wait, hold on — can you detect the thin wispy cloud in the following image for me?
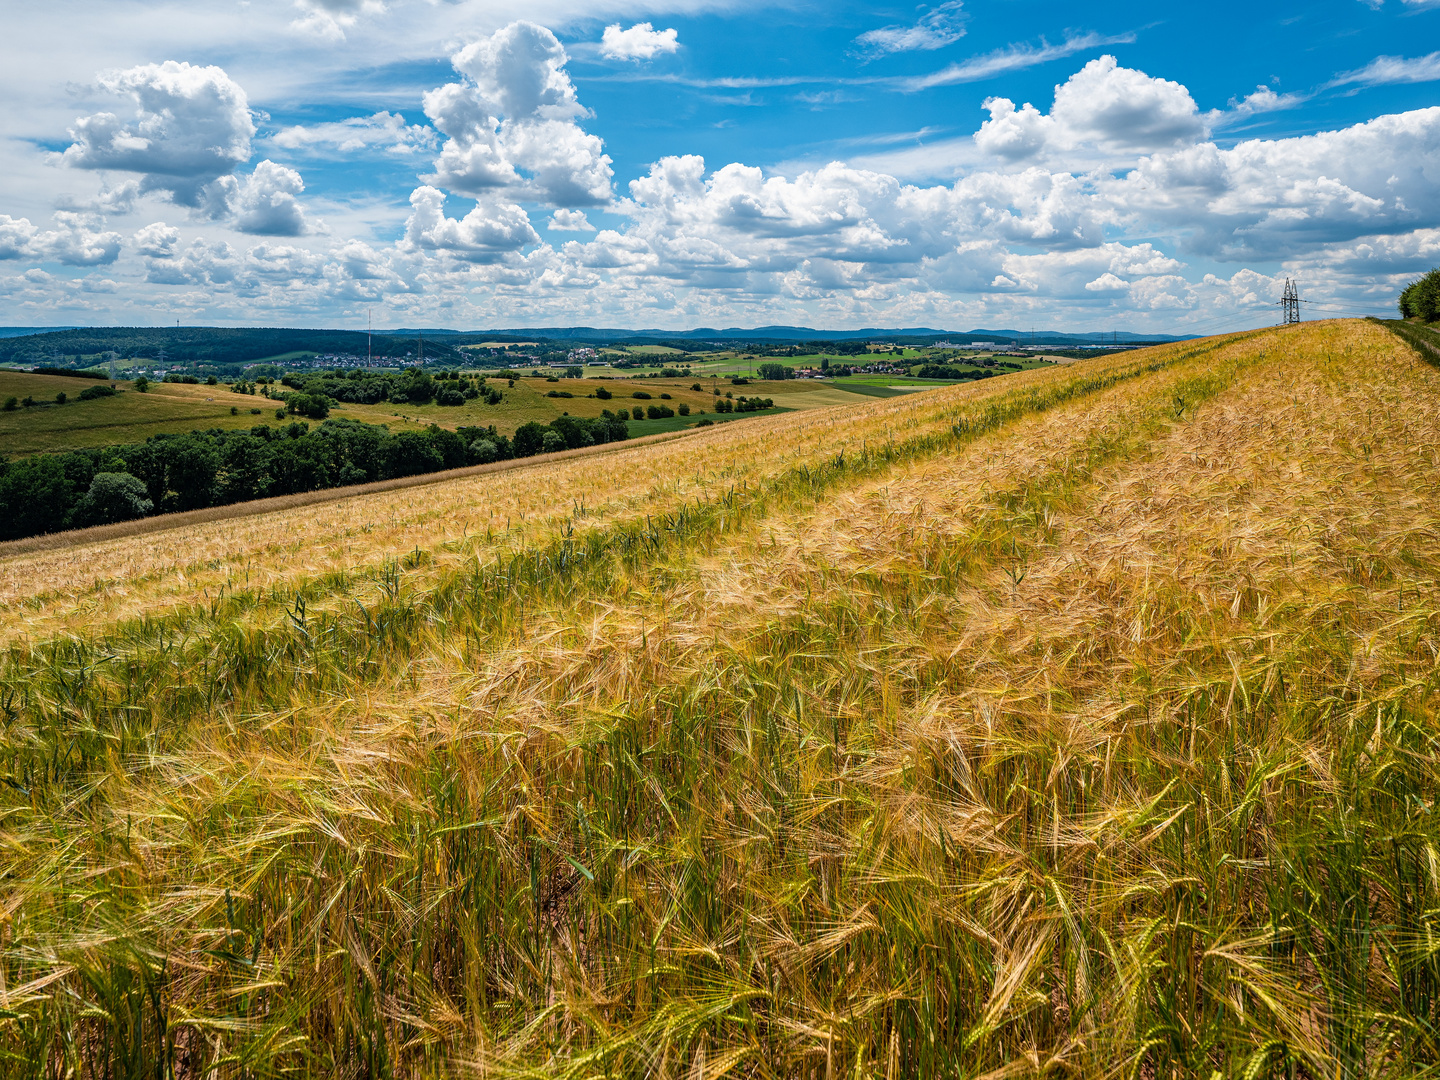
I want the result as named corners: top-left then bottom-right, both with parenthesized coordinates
top-left (902, 31), bottom-right (1138, 90)
top-left (1213, 85), bottom-right (1310, 125)
top-left (270, 112), bottom-right (436, 155)
top-left (1331, 50), bottom-right (1440, 87)
top-left (855, 2), bottom-right (967, 55)
top-left (601, 30), bottom-right (1137, 94)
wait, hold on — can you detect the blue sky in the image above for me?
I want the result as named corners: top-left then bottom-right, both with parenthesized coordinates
top-left (1, 0), bottom-right (1437, 332)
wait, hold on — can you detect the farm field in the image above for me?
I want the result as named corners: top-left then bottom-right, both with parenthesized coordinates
top-left (0, 369), bottom-right (858, 458)
top-left (4, 320), bottom-right (1440, 1077)
top-left (0, 370), bottom-right (284, 456)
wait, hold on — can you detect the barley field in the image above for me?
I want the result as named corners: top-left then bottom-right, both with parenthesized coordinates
top-left (3, 320), bottom-right (1439, 1079)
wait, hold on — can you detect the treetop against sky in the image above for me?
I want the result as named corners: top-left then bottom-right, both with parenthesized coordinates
top-left (1, 0), bottom-right (1437, 331)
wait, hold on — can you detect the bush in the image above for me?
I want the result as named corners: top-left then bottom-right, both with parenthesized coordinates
top-left (660, 393), bottom-right (672, 399)
top-left (435, 388), bottom-right (466, 406)
top-left (134, 376), bottom-right (149, 393)
top-left (595, 386), bottom-right (612, 399)
top-left (164, 374), bottom-right (200, 384)
top-left (55, 392), bottom-right (67, 404)
top-left (690, 383), bottom-right (702, 391)
top-left (78, 383), bottom-right (117, 401)
top-left (251, 408), bottom-right (262, 415)
top-left (731, 377), bottom-right (750, 385)
top-left (231, 406), bottom-right (239, 416)
top-left (541, 431), bottom-right (567, 453)
top-left (678, 403), bottom-right (690, 416)
top-left (695, 418), bottom-right (713, 426)
top-left (206, 375), bottom-right (218, 386)
top-left (470, 439), bottom-right (499, 464)
top-left (275, 408), bottom-right (286, 419)
top-left (70, 472), bottom-right (153, 528)
top-left (646, 404), bottom-right (675, 419)
top-left (2, 397), bottom-right (15, 411)
top-left (632, 390), bottom-right (652, 399)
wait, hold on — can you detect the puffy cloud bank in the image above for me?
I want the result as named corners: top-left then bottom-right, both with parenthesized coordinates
top-left (56, 60), bottom-right (318, 237)
top-left (11, 31), bottom-right (1440, 329)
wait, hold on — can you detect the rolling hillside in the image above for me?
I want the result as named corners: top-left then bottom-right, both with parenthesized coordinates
top-left (3, 320), bottom-right (1439, 1078)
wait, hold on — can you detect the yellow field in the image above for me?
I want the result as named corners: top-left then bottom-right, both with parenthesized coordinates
top-left (3, 321), bottom-right (1439, 1078)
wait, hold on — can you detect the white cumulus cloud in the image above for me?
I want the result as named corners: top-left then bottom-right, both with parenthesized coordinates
top-left (59, 61), bottom-right (255, 206)
top-left (226, 160), bottom-right (315, 236)
top-left (424, 22), bottom-right (614, 206)
top-left (402, 185), bottom-right (539, 261)
top-left (549, 209), bottom-right (595, 231)
top-left (0, 212), bottom-right (121, 266)
top-left (601, 23), bottom-right (680, 61)
top-left (976, 55), bottom-right (1207, 162)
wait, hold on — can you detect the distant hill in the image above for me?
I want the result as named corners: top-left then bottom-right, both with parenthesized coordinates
top-left (0, 326), bottom-right (85, 339)
top-left (455, 325), bottom-right (1193, 346)
top-left (0, 324), bottom-right (1191, 369)
top-left (0, 326), bottom-right (464, 368)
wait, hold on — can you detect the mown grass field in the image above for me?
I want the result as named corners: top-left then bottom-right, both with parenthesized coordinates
top-left (0, 371), bottom-right (279, 456)
top-left (4, 320), bottom-right (1440, 1078)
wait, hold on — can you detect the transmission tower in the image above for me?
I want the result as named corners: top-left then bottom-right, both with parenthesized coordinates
top-left (1281, 278), bottom-right (1301, 325)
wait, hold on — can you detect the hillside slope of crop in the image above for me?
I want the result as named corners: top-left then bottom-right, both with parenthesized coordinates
top-left (3, 321), bottom-right (1440, 1079)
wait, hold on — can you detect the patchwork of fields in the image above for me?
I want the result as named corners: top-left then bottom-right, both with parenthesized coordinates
top-left (0, 367), bottom-right (862, 457)
top-left (3, 321), bottom-right (1439, 1077)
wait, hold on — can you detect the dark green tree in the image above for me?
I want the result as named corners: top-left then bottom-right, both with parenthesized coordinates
top-left (70, 472), bottom-right (153, 527)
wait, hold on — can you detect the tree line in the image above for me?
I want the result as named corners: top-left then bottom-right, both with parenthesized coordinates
top-left (1400, 268), bottom-right (1440, 323)
top-left (0, 327), bottom-right (463, 368)
top-left (0, 412), bottom-right (630, 542)
top-left (276, 368), bottom-right (506, 409)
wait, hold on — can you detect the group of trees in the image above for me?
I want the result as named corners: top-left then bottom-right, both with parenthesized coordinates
top-left (1400, 268), bottom-right (1440, 323)
top-left (276, 368), bottom-right (504, 409)
top-left (0, 411), bottom-right (630, 542)
top-left (914, 363), bottom-right (1018, 380)
top-left (713, 395), bottom-right (774, 414)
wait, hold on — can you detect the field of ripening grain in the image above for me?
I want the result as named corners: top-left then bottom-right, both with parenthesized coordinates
top-left (4, 319), bottom-right (1440, 1079)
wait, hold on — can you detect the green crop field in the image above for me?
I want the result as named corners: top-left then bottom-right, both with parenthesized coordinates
top-left (6, 321), bottom-right (1440, 1078)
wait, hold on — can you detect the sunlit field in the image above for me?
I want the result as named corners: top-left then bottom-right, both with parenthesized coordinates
top-left (4, 321), bottom-right (1440, 1078)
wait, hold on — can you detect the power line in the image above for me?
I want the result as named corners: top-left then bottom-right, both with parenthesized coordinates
top-left (1280, 278), bottom-right (1300, 325)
